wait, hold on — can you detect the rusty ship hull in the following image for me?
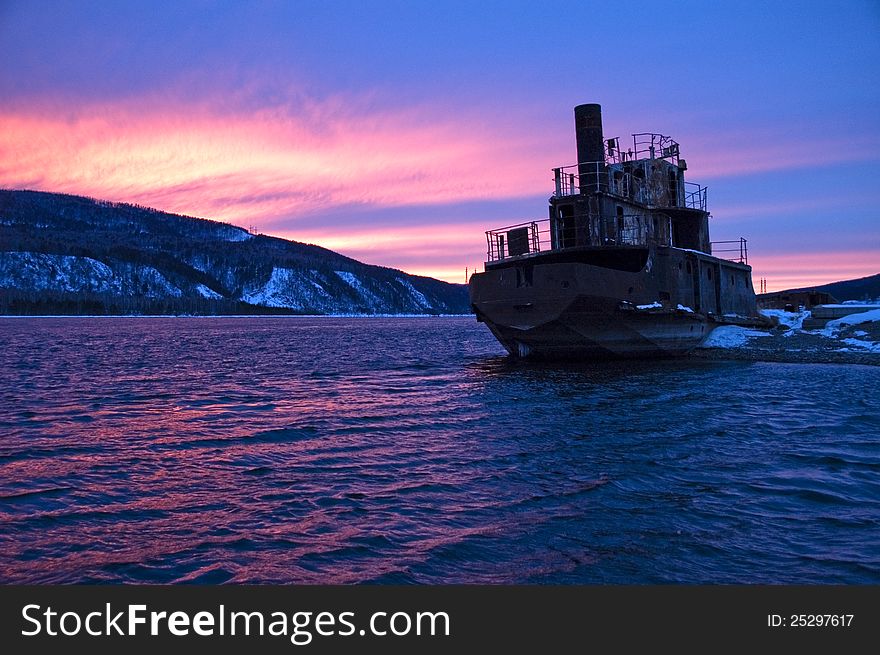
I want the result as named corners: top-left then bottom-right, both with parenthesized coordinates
top-left (474, 302), bottom-right (706, 359)
top-left (470, 244), bottom-right (759, 358)
top-left (468, 103), bottom-right (767, 360)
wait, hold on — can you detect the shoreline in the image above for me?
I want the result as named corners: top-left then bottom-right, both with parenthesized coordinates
top-left (0, 313), bottom-right (475, 319)
top-left (693, 313), bottom-right (880, 366)
top-left (691, 347), bottom-right (880, 366)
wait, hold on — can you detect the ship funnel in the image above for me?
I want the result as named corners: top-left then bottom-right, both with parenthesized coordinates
top-left (574, 103), bottom-right (605, 192)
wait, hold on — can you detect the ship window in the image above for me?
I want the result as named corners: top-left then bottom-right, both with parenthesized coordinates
top-left (730, 275), bottom-right (735, 285)
top-left (561, 215), bottom-right (576, 248)
top-left (678, 262), bottom-right (682, 270)
top-left (668, 170), bottom-right (678, 204)
top-left (686, 262), bottom-right (692, 274)
top-left (707, 267), bottom-right (713, 280)
top-left (558, 204), bottom-right (577, 248)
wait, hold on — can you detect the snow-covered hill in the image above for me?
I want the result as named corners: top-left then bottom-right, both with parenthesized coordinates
top-left (0, 190), bottom-right (469, 315)
top-left (0, 252), bottom-right (182, 297)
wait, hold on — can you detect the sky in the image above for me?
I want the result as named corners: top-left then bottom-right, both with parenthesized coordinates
top-left (1, 0), bottom-right (878, 290)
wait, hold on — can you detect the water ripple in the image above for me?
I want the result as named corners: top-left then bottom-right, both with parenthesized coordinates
top-left (0, 317), bottom-right (878, 584)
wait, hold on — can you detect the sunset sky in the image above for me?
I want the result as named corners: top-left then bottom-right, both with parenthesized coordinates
top-left (1, 0), bottom-right (878, 289)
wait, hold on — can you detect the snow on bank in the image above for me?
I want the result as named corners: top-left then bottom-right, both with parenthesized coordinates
top-left (805, 307), bottom-right (880, 340)
top-left (819, 308), bottom-right (880, 351)
top-left (826, 308), bottom-right (880, 329)
top-left (759, 308), bottom-right (809, 331)
top-left (701, 326), bottom-right (772, 348)
top-left (701, 306), bottom-right (880, 355)
top-left (839, 338), bottom-right (880, 353)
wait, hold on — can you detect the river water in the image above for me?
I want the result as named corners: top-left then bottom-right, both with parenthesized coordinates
top-left (1, 316), bottom-right (878, 583)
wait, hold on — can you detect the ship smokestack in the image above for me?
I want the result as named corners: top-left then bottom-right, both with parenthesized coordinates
top-left (574, 103), bottom-right (605, 193)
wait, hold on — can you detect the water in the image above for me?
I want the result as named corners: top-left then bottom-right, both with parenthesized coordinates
top-left (1, 316), bottom-right (878, 584)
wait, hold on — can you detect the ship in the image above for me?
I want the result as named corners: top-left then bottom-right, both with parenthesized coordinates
top-left (468, 103), bottom-right (769, 358)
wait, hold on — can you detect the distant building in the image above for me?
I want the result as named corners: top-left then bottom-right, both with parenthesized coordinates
top-left (757, 290), bottom-right (837, 311)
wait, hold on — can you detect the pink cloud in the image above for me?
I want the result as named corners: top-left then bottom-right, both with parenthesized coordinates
top-left (749, 250), bottom-right (878, 292)
top-left (0, 96), bottom-right (560, 226)
top-left (280, 222), bottom-right (488, 283)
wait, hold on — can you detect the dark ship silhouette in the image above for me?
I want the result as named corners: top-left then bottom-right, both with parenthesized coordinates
top-left (469, 103), bottom-right (769, 358)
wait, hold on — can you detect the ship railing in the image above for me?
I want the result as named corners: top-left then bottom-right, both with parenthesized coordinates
top-left (631, 133), bottom-right (681, 164)
top-left (577, 133), bottom-right (682, 165)
top-left (485, 213), bottom-right (665, 262)
top-left (684, 182), bottom-right (707, 211)
top-left (486, 221), bottom-right (550, 262)
top-left (552, 166), bottom-right (582, 197)
top-left (553, 163), bottom-right (707, 211)
top-left (553, 163), bottom-right (649, 201)
top-left (710, 238), bottom-right (748, 265)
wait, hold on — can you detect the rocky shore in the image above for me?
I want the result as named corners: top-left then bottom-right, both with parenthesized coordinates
top-left (691, 310), bottom-right (880, 366)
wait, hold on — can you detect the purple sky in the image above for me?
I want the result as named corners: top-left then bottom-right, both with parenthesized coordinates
top-left (1, 0), bottom-right (878, 288)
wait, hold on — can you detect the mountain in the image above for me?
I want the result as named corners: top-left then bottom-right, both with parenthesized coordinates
top-left (786, 273), bottom-right (880, 303)
top-left (0, 190), bottom-right (470, 315)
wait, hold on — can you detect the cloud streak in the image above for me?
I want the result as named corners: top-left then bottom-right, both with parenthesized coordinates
top-left (749, 250), bottom-right (879, 292)
top-left (283, 220), bottom-right (489, 283)
top-left (0, 94), bottom-right (558, 227)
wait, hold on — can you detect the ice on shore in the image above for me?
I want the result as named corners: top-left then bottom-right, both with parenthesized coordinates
top-left (699, 306), bottom-right (880, 352)
top-left (826, 308), bottom-right (880, 328)
top-left (839, 338), bottom-right (880, 353)
top-left (701, 326), bottom-right (772, 348)
top-left (759, 308), bottom-right (809, 331)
